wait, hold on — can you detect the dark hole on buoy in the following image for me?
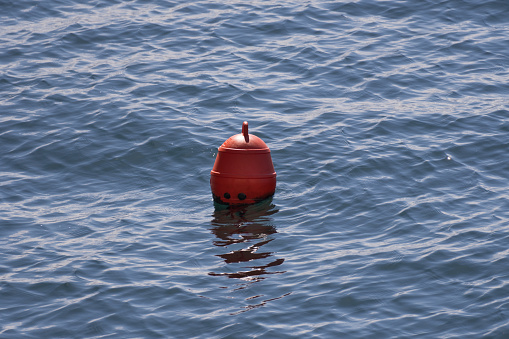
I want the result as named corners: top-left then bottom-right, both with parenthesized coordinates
top-left (223, 192), bottom-right (231, 199)
top-left (238, 193), bottom-right (246, 201)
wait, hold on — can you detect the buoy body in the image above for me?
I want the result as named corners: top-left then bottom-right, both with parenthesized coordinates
top-left (211, 122), bottom-right (276, 205)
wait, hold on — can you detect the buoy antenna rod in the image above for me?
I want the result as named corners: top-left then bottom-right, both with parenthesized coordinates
top-left (242, 121), bottom-right (249, 142)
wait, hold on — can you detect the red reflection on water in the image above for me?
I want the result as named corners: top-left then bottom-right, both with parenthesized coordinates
top-left (208, 199), bottom-right (285, 281)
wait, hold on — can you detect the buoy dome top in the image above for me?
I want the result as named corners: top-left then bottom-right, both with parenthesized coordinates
top-left (219, 121), bottom-right (270, 151)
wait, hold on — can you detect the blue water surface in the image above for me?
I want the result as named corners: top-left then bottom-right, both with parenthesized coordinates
top-left (1, 0), bottom-right (509, 337)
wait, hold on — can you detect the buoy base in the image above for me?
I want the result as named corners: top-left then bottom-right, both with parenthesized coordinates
top-left (210, 175), bottom-right (276, 206)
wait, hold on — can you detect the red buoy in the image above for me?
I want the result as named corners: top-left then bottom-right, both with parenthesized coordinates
top-left (210, 121), bottom-right (276, 205)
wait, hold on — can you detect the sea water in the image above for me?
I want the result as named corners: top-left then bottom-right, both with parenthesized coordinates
top-left (1, 0), bottom-right (509, 337)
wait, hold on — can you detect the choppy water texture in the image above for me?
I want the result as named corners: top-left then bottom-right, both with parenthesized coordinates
top-left (2, 0), bottom-right (509, 337)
